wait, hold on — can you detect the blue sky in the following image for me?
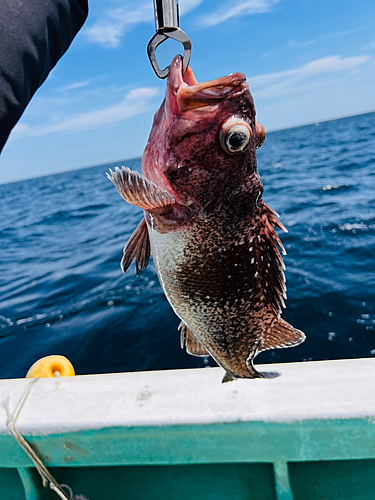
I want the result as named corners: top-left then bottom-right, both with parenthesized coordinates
top-left (1, 0), bottom-right (375, 184)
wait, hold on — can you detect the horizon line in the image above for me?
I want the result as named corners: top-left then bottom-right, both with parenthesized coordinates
top-left (1, 108), bottom-right (374, 186)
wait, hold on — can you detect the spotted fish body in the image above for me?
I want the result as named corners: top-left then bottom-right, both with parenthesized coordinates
top-left (108, 56), bottom-right (305, 382)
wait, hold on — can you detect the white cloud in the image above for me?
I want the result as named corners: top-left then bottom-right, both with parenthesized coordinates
top-left (255, 60), bottom-right (375, 132)
top-left (361, 40), bottom-right (375, 51)
top-left (248, 55), bottom-right (370, 98)
top-left (12, 123), bottom-right (30, 135)
top-left (11, 87), bottom-right (159, 139)
top-left (57, 80), bottom-right (91, 93)
top-left (200, 0), bottom-right (279, 27)
top-left (288, 27), bottom-right (365, 49)
top-left (84, 22), bottom-right (124, 49)
top-left (84, 4), bottom-right (150, 48)
top-left (85, 0), bottom-right (204, 48)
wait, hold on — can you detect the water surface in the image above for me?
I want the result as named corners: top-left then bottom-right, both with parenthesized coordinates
top-left (1, 112), bottom-right (374, 378)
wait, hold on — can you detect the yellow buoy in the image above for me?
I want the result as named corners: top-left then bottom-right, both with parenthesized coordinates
top-left (26, 355), bottom-right (75, 378)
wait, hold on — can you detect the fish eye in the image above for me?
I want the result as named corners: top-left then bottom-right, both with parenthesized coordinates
top-left (220, 118), bottom-right (252, 154)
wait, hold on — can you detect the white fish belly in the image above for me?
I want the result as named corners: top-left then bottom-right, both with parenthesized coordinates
top-left (146, 220), bottom-right (236, 352)
top-left (147, 223), bottom-right (195, 320)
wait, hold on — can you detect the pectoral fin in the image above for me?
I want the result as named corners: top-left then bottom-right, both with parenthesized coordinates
top-left (121, 218), bottom-right (151, 275)
top-left (107, 166), bottom-right (175, 214)
top-left (179, 321), bottom-right (210, 357)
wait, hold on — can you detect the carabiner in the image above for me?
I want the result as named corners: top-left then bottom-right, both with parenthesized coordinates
top-left (147, 0), bottom-right (192, 79)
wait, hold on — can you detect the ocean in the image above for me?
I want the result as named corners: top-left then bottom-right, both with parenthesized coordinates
top-left (0, 112), bottom-right (374, 379)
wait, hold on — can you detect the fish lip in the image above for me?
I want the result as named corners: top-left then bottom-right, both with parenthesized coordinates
top-left (167, 55), bottom-right (198, 96)
top-left (168, 55), bottom-right (248, 113)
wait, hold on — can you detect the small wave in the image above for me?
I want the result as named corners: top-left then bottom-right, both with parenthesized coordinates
top-left (339, 222), bottom-right (369, 232)
top-left (78, 204), bottom-right (110, 211)
top-left (328, 332), bottom-right (336, 341)
top-left (0, 315), bottom-right (14, 326)
top-left (16, 313), bottom-right (48, 326)
top-left (32, 208), bottom-right (104, 225)
top-left (0, 315), bottom-right (14, 334)
top-left (321, 184), bottom-right (351, 192)
top-left (337, 161), bottom-right (363, 171)
top-left (323, 220), bottom-right (375, 235)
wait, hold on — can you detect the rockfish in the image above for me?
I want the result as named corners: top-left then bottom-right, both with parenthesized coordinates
top-left (108, 56), bottom-right (305, 382)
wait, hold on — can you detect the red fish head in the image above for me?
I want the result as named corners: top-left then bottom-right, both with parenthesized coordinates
top-left (142, 55), bottom-right (265, 208)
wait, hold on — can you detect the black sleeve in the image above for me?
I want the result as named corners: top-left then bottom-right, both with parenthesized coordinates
top-left (0, 0), bottom-right (88, 153)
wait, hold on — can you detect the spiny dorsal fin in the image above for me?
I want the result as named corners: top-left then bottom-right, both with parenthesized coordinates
top-left (121, 218), bottom-right (151, 275)
top-left (261, 316), bottom-right (305, 351)
top-left (107, 166), bottom-right (175, 214)
top-left (252, 201), bottom-right (288, 318)
top-left (179, 321), bottom-right (210, 357)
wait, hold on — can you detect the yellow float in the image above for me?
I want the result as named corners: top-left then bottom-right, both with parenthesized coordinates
top-left (26, 355), bottom-right (75, 378)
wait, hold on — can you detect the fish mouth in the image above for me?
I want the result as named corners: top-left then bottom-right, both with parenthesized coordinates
top-left (168, 55), bottom-right (248, 112)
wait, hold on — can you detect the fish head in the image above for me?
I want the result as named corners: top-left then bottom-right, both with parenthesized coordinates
top-left (142, 55), bottom-right (265, 208)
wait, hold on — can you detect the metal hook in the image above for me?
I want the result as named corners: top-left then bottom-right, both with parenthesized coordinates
top-left (147, 0), bottom-right (192, 79)
top-left (147, 28), bottom-right (192, 79)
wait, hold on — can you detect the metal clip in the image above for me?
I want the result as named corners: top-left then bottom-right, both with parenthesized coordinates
top-left (147, 0), bottom-right (192, 79)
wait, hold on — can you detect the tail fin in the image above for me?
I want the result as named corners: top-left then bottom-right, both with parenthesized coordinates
top-left (261, 317), bottom-right (305, 352)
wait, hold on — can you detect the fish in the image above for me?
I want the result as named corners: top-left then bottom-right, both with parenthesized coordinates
top-left (107, 55), bottom-right (305, 382)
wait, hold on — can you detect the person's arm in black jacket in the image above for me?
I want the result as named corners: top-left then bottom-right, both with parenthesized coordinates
top-left (0, 0), bottom-right (88, 153)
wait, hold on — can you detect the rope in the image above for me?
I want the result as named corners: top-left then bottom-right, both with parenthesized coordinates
top-left (3, 378), bottom-right (89, 500)
top-left (61, 484), bottom-right (91, 500)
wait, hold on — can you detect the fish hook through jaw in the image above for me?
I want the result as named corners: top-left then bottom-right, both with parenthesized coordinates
top-left (147, 27), bottom-right (192, 79)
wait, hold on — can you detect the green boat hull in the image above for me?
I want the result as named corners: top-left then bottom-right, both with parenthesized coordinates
top-left (1, 359), bottom-right (374, 499)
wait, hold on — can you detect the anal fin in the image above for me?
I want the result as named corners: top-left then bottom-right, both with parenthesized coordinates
top-left (179, 321), bottom-right (210, 357)
top-left (107, 166), bottom-right (175, 214)
top-left (261, 317), bottom-right (305, 351)
top-left (121, 218), bottom-right (151, 275)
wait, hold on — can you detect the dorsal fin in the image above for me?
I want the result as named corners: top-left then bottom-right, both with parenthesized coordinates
top-left (121, 218), bottom-right (151, 275)
top-left (179, 321), bottom-right (210, 357)
top-left (252, 201), bottom-right (289, 318)
top-left (107, 166), bottom-right (175, 214)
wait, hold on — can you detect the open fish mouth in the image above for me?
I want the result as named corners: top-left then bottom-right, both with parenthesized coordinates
top-left (168, 55), bottom-right (248, 112)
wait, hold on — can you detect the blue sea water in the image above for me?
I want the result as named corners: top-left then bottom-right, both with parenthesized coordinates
top-left (0, 112), bottom-right (375, 379)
